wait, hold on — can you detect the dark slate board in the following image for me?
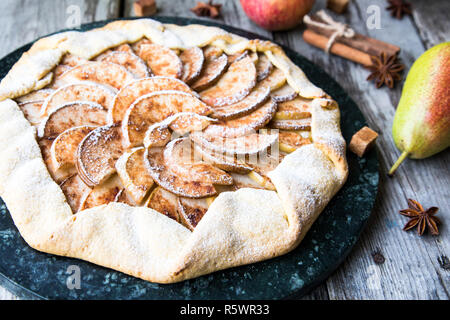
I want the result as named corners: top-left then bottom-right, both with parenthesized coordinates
top-left (0, 17), bottom-right (379, 300)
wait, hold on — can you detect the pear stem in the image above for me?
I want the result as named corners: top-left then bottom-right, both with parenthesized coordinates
top-left (388, 151), bottom-right (409, 177)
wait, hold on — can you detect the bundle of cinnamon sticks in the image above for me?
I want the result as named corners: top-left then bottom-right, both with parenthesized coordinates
top-left (303, 14), bottom-right (400, 66)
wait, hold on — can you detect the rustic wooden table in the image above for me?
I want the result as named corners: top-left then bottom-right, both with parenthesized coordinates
top-left (0, 0), bottom-right (448, 300)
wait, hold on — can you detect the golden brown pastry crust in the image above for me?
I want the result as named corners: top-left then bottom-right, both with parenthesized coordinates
top-left (0, 19), bottom-right (347, 283)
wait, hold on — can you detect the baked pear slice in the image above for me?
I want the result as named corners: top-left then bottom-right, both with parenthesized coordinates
top-left (109, 77), bottom-right (195, 123)
top-left (79, 175), bottom-right (125, 211)
top-left (164, 138), bottom-right (233, 185)
top-left (40, 82), bottom-right (115, 116)
top-left (122, 91), bottom-right (212, 147)
top-left (259, 67), bottom-right (286, 91)
top-left (59, 174), bottom-right (91, 213)
top-left (200, 54), bottom-right (257, 107)
top-left (270, 118), bottom-right (312, 130)
top-left (178, 197), bottom-right (210, 231)
top-left (16, 88), bottom-right (54, 104)
top-left (97, 51), bottom-right (150, 78)
top-left (278, 130), bottom-right (312, 153)
top-left (38, 102), bottom-right (107, 138)
top-left (18, 101), bottom-right (44, 126)
top-left (56, 61), bottom-right (135, 90)
top-left (115, 147), bottom-right (154, 204)
top-left (50, 125), bottom-right (96, 170)
top-left (137, 44), bottom-right (183, 78)
top-left (145, 146), bottom-right (219, 199)
top-left (203, 98), bottom-right (277, 138)
top-left (144, 186), bottom-right (180, 222)
top-left (255, 53), bottom-right (273, 81)
top-left (274, 96), bottom-right (313, 120)
top-left (210, 84), bottom-right (270, 120)
top-left (191, 53), bottom-right (228, 91)
top-left (271, 84), bottom-right (298, 102)
top-left (190, 131), bottom-right (278, 156)
top-left (180, 47), bottom-right (204, 84)
top-left (76, 124), bottom-right (124, 187)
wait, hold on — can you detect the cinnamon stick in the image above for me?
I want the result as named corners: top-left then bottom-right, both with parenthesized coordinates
top-left (306, 14), bottom-right (400, 57)
top-left (303, 29), bottom-right (373, 66)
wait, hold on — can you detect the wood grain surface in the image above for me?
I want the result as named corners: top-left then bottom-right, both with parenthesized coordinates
top-left (0, 0), bottom-right (449, 300)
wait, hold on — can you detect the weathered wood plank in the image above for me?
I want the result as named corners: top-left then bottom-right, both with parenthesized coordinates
top-left (123, 0), bottom-right (273, 38)
top-left (411, 0), bottom-right (450, 49)
top-left (273, 0), bottom-right (450, 300)
top-left (0, 0), bottom-right (121, 300)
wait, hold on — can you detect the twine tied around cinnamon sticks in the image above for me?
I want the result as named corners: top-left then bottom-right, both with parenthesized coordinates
top-left (303, 10), bottom-right (355, 53)
top-left (302, 11), bottom-right (400, 67)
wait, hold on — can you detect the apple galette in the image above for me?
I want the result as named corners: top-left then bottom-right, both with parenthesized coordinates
top-left (0, 19), bottom-right (347, 283)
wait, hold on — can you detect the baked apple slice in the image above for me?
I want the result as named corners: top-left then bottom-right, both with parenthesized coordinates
top-left (190, 131), bottom-right (278, 156)
top-left (169, 113), bottom-right (216, 135)
top-left (200, 54), bottom-right (257, 107)
top-left (131, 38), bottom-right (152, 54)
top-left (18, 101), bottom-right (44, 126)
top-left (270, 118), bottom-right (312, 130)
top-left (145, 146), bottom-right (218, 198)
top-left (202, 45), bottom-right (223, 59)
top-left (122, 91), bottom-right (211, 147)
top-left (271, 84), bottom-right (298, 102)
top-left (231, 172), bottom-right (270, 190)
top-left (59, 174), bottom-right (91, 213)
top-left (203, 98), bottom-right (277, 137)
top-left (210, 84), bottom-right (270, 120)
top-left (227, 51), bottom-right (248, 64)
top-left (142, 112), bottom-right (215, 148)
top-left (16, 88), bottom-right (54, 104)
top-left (60, 53), bottom-right (89, 67)
top-left (193, 144), bottom-right (252, 174)
top-left (109, 77), bottom-right (195, 123)
top-left (50, 125), bottom-right (96, 170)
top-left (255, 53), bottom-right (273, 81)
top-left (191, 53), bottom-right (228, 91)
top-left (55, 61), bottom-right (135, 90)
top-left (38, 102), bottom-right (107, 138)
top-left (164, 138), bottom-right (233, 185)
top-left (180, 47), bottom-right (204, 84)
top-left (137, 44), bottom-right (182, 78)
top-left (144, 186), bottom-right (180, 222)
top-left (274, 96), bottom-right (312, 120)
top-left (79, 174), bottom-right (124, 211)
top-left (97, 51), bottom-right (150, 78)
top-left (278, 130), bottom-right (312, 153)
top-left (39, 138), bottom-right (76, 183)
top-left (115, 147), bottom-right (154, 204)
top-left (259, 67), bottom-right (286, 91)
top-left (40, 82), bottom-right (115, 116)
top-left (76, 124), bottom-right (124, 187)
top-left (177, 197), bottom-right (210, 231)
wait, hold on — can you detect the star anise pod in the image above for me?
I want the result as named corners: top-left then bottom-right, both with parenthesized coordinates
top-left (386, 0), bottom-right (412, 19)
top-left (399, 199), bottom-right (441, 236)
top-left (190, 1), bottom-right (222, 18)
top-left (366, 52), bottom-right (404, 89)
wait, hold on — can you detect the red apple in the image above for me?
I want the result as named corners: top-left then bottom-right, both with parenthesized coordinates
top-left (240, 0), bottom-right (316, 31)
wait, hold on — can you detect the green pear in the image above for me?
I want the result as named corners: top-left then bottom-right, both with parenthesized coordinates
top-left (389, 42), bottom-right (450, 176)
